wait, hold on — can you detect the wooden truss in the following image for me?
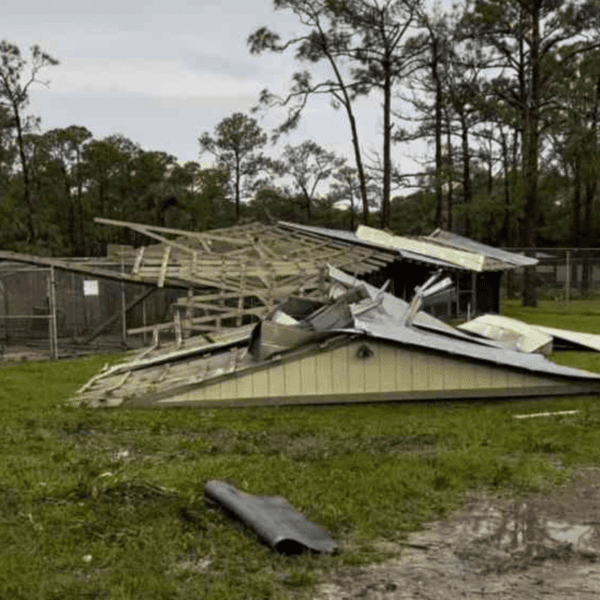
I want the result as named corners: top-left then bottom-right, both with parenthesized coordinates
top-left (98, 218), bottom-right (396, 335)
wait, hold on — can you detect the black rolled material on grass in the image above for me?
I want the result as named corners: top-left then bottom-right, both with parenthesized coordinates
top-left (204, 480), bottom-right (338, 555)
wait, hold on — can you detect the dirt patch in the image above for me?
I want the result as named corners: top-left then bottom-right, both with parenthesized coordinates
top-left (316, 467), bottom-right (600, 599)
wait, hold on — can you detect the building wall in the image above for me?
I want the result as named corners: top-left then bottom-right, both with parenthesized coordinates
top-left (154, 339), bottom-right (567, 407)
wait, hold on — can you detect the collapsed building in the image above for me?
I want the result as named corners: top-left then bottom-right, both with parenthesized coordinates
top-left (72, 264), bottom-right (600, 409)
top-left (98, 217), bottom-right (539, 341)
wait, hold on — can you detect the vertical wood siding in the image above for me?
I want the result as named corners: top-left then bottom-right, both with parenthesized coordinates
top-left (171, 340), bottom-right (562, 404)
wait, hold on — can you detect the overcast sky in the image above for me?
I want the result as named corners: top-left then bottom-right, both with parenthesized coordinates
top-left (6, 0), bottom-right (425, 181)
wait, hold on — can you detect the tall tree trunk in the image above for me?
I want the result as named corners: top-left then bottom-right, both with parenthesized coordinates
top-left (75, 152), bottom-right (86, 255)
top-left (521, 3), bottom-right (541, 307)
top-left (347, 109), bottom-right (369, 227)
top-left (460, 110), bottom-right (472, 237)
top-left (380, 61), bottom-right (392, 229)
top-left (445, 115), bottom-right (454, 231)
top-left (303, 188), bottom-right (312, 222)
top-left (500, 128), bottom-right (511, 246)
top-left (322, 45), bottom-right (369, 226)
top-left (12, 105), bottom-right (35, 242)
top-left (234, 154), bottom-right (241, 222)
top-left (572, 156), bottom-right (581, 245)
top-left (433, 37), bottom-right (444, 228)
top-left (59, 162), bottom-right (77, 254)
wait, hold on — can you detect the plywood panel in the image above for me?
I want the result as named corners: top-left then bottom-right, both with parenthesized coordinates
top-left (441, 356), bottom-right (463, 390)
top-left (378, 344), bottom-right (397, 392)
top-left (232, 372), bottom-right (251, 399)
top-left (519, 373), bottom-right (555, 388)
top-left (411, 350), bottom-right (429, 389)
top-left (348, 346), bottom-right (366, 392)
top-left (331, 346), bottom-right (349, 394)
top-left (283, 360), bottom-right (302, 396)
top-left (219, 377), bottom-right (238, 400)
top-left (252, 369), bottom-right (270, 397)
top-left (473, 362), bottom-right (495, 388)
top-left (394, 347), bottom-right (413, 391)
top-left (268, 365), bottom-right (286, 397)
top-left (427, 354), bottom-right (445, 389)
top-left (491, 365), bottom-right (510, 389)
top-left (151, 338), bottom-right (594, 407)
top-left (364, 346), bottom-right (381, 393)
top-left (315, 351), bottom-right (333, 395)
top-left (299, 355), bottom-right (318, 395)
top-left (461, 361), bottom-right (481, 390)
top-left (460, 361), bottom-right (476, 389)
top-left (184, 385), bottom-right (208, 402)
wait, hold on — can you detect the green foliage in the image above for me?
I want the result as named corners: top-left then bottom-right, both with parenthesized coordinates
top-left (199, 113), bottom-right (268, 221)
top-left (390, 190), bottom-right (436, 235)
top-left (280, 140), bottom-right (346, 220)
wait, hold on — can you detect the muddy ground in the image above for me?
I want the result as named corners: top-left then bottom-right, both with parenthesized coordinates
top-left (315, 467), bottom-right (600, 599)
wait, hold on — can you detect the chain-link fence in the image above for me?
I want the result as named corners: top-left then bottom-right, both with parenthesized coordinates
top-left (502, 248), bottom-right (600, 301)
top-left (0, 262), bottom-right (180, 361)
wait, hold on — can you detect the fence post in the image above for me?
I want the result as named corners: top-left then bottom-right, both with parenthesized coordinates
top-left (565, 250), bottom-right (571, 312)
top-left (49, 266), bottom-right (58, 359)
top-left (121, 261), bottom-right (127, 347)
top-left (142, 297), bottom-right (148, 346)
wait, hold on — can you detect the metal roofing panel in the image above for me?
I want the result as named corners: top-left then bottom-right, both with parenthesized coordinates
top-left (396, 248), bottom-right (457, 269)
top-left (327, 265), bottom-right (503, 346)
top-left (280, 222), bottom-right (463, 270)
top-left (278, 221), bottom-right (361, 245)
top-left (356, 226), bottom-right (487, 271)
top-left (427, 229), bottom-right (539, 267)
top-left (282, 222), bottom-right (534, 272)
top-left (458, 315), bottom-right (553, 354)
top-left (536, 325), bottom-right (600, 353)
top-left (350, 311), bottom-right (600, 381)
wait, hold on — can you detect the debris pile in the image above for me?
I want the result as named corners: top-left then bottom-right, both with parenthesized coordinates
top-left (71, 266), bottom-right (600, 409)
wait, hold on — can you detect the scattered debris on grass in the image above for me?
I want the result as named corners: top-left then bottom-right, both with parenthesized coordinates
top-left (204, 480), bottom-right (338, 555)
top-left (513, 410), bottom-right (580, 419)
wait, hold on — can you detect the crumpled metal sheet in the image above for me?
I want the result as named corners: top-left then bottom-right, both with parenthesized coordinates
top-left (458, 314), bottom-right (554, 354)
top-left (204, 480), bottom-right (338, 555)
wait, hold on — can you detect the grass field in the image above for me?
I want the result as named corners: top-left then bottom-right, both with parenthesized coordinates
top-left (3, 301), bottom-right (600, 599)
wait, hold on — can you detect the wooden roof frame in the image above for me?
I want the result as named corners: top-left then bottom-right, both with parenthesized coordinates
top-left (97, 218), bottom-right (399, 335)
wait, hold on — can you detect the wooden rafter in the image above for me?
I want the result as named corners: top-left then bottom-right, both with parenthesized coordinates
top-left (95, 218), bottom-right (399, 335)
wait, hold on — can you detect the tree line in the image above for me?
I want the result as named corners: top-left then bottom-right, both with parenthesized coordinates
top-left (2, 0), bottom-right (600, 305)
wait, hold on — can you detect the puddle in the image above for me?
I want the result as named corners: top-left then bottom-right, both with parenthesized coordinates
top-left (457, 500), bottom-right (600, 558)
top-left (315, 471), bottom-right (600, 599)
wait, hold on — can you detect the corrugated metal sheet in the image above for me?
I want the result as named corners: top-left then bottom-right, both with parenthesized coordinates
top-left (327, 266), bottom-right (503, 346)
top-left (457, 315), bottom-right (553, 355)
top-left (280, 222), bottom-right (458, 269)
top-left (535, 325), bottom-right (600, 353)
top-left (280, 222), bottom-right (534, 272)
top-left (351, 313), bottom-right (588, 380)
top-left (427, 229), bottom-right (539, 267)
top-left (356, 226), bottom-right (488, 271)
